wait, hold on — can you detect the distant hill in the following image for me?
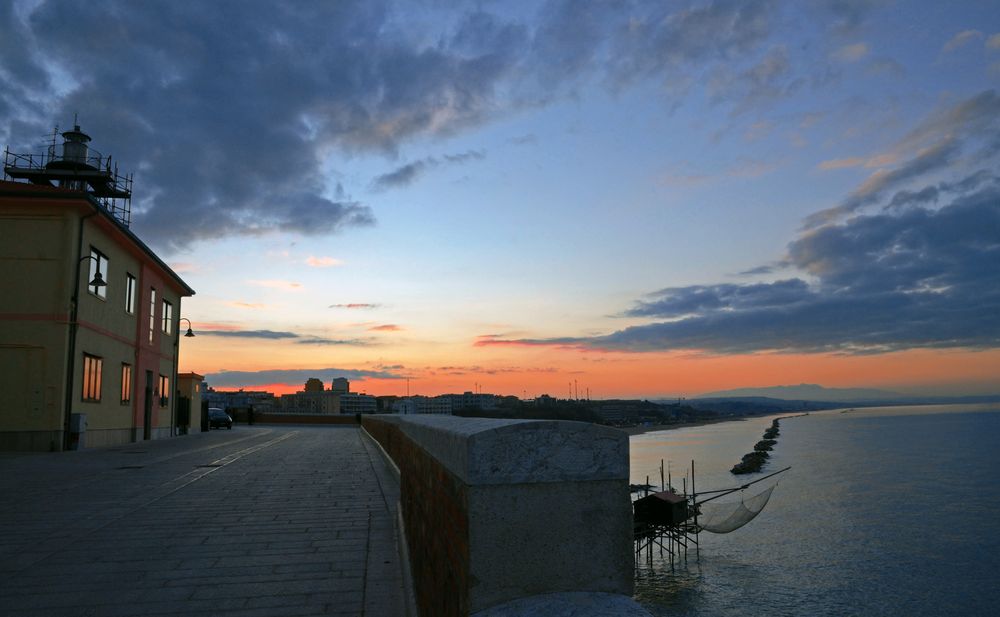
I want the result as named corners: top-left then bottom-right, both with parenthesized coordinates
top-left (695, 383), bottom-right (904, 402)
top-left (667, 396), bottom-right (844, 416)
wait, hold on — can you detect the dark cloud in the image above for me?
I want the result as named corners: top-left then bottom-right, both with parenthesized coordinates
top-left (739, 264), bottom-right (780, 276)
top-left (626, 279), bottom-right (811, 319)
top-left (443, 150), bottom-right (485, 164)
top-left (806, 91), bottom-right (1000, 228)
top-left (198, 329), bottom-right (299, 339)
top-left (296, 338), bottom-right (370, 346)
top-left (206, 367), bottom-right (403, 388)
top-left (1, 1), bottom-right (524, 250)
top-left (886, 169), bottom-right (995, 211)
top-left (886, 186), bottom-right (939, 210)
top-left (805, 138), bottom-right (959, 227)
top-left (371, 160), bottom-right (433, 191)
top-left (0, 1), bottom-right (918, 252)
top-left (371, 149), bottom-right (485, 191)
top-left (425, 364), bottom-right (558, 376)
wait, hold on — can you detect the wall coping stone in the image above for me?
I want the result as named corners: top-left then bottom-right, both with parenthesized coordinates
top-left (381, 415), bottom-right (628, 485)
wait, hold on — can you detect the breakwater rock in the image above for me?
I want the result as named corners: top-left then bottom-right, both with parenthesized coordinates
top-left (754, 438), bottom-right (777, 452)
top-left (732, 419), bottom-right (782, 475)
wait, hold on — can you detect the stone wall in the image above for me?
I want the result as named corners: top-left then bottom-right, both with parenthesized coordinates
top-left (362, 415), bottom-right (634, 616)
top-left (363, 415), bottom-right (470, 616)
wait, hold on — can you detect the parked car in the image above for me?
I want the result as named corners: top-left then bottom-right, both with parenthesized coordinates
top-left (208, 408), bottom-right (233, 430)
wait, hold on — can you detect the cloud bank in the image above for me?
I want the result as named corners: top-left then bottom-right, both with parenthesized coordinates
top-left (206, 367), bottom-right (403, 388)
top-left (370, 150), bottom-right (485, 191)
top-left (482, 92), bottom-right (1000, 355)
top-left (198, 329), bottom-right (299, 339)
top-left (0, 1), bottom-right (879, 251)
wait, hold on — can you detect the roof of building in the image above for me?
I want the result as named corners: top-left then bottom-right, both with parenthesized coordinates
top-left (0, 179), bottom-right (195, 296)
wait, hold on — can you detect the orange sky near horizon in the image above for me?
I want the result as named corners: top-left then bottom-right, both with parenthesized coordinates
top-left (193, 345), bottom-right (1000, 399)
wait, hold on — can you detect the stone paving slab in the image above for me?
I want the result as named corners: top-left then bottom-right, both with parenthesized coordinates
top-left (0, 425), bottom-right (407, 616)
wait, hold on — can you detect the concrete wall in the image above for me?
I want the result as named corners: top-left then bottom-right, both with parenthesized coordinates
top-left (362, 415), bottom-right (636, 616)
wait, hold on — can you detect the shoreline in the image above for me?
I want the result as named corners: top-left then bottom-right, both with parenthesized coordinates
top-left (618, 409), bottom-right (822, 438)
top-left (618, 415), bottom-right (750, 437)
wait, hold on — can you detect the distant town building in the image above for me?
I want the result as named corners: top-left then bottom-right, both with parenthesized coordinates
top-left (535, 394), bottom-right (556, 406)
top-left (391, 391), bottom-right (498, 415)
top-left (393, 395), bottom-right (453, 415)
top-left (376, 395), bottom-right (398, 414)
top-left (0, 124), bottom-right (195, 451)
top-left (445, 392), bottom-right (498, 412)
top-left (275, 377), bottom-right (374, 414)
top-left (201, 383), bottom-right (275, 412)
top-left (338, 392), bottom-right (376, 415)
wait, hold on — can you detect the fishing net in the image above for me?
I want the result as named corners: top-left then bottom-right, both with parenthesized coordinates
top-left (695, 484), bottom-right (776, 534)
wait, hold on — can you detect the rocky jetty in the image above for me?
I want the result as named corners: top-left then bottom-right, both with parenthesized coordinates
top-left (753, 438), bottom-right (777, 452)
top-left (732, 419), bottom-right (782, 475)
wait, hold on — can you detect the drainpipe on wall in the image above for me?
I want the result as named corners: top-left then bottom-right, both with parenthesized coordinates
top-left (63, 206), bottom-right (99, 451)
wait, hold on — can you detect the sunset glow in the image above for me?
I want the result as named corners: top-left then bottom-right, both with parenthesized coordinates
top-left (4, 1), bottom-right (998, 399)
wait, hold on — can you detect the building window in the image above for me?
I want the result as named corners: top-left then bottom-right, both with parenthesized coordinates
top-left (82, 354), bottom-right (102, 402)
top-left (121, 363), bottom-right (132, 405)
top-left (148, 288), bottom-right (156, 344)
top-left (125, 273), bottom-right (136, 314)
top-left (158, 374), bottom-right (170, 407)
top-left (162, 300), bottom-right (173, 335)
top-left (88, 248), bottom-right (108, 299)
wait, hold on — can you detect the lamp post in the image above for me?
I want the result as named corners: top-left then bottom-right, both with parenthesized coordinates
top-left (62, 254), bottom-right (108, 450)
top-left (173, 318), bottom-right (196, 435)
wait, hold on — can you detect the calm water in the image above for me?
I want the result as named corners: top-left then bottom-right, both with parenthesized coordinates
top-left (630, 404), bottom-right (1000, 616)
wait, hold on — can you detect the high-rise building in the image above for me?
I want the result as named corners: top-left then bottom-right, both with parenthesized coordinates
top-left (330, 377), bottom-right (350, 394)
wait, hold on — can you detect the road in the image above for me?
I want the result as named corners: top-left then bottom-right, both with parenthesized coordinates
top-left (0, 425), bottom-right (407, 617)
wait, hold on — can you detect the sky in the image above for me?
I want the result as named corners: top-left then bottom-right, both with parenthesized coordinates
top-left (2, 0), bottom-right (999, 398)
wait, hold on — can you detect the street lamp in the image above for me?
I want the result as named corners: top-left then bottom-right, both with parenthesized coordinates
top-left (81, 255), bottom-right (106, 289)
top-left (172, 317), bottom-right (196, 435)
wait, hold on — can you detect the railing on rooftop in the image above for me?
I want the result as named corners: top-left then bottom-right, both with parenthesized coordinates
top-left (3, 142), bottom-right (133, 228)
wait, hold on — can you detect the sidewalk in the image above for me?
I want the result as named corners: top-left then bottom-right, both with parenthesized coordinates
top-left (0, 425), bottom-right (408, 617)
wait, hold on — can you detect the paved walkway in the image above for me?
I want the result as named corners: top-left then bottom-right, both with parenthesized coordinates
top-left (0, 425), bottom-right (408, 617)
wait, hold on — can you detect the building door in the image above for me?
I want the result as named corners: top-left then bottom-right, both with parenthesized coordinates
top-left (143, 370), bottom-right (153, 440)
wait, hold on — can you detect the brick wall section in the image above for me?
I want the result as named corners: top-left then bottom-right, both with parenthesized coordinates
top-left (363, 416), bottom-right (470, 617)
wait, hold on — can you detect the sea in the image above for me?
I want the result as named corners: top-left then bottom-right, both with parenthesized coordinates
top-left (629, 403), bottom-right (1000, 616)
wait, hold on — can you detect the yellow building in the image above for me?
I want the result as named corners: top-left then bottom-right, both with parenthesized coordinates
top-left (0, 125), bottom-right (195, 451)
